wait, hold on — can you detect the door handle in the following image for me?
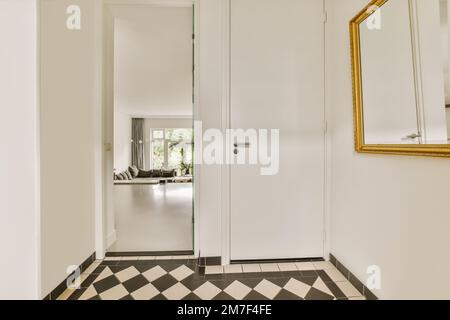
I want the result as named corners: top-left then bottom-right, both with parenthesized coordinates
top-left (233, 142), bottom-right (251, 148)
top-left (401, 132), bottom-right (421, 140)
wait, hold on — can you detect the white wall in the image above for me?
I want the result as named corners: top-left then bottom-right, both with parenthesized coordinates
top-left (196, 0), bottom-right (225, 257)
top-left (114, 111), bottom-right (131, 172)
top-left (327, 0), bottom-right (450, 299)
top-left (114, 7), bottom-right (193, 117)
top-left (0, 0), bottom-right (40, 300)
top-left (40, 0), bottom-right (96, 297)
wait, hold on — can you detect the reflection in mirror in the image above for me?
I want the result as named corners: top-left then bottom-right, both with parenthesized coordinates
top-left (359, 0), bottom-right (450, 145)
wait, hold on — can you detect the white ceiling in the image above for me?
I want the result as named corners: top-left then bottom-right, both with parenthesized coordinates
top-left (114, 6), bottom-right (193, 117)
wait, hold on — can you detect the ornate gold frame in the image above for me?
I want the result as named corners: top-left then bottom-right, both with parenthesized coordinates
top-left (350, 0), bottom-right (450, 157)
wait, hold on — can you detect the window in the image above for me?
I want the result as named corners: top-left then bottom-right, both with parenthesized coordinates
top-left (151, 128), bottom-right (193, 174)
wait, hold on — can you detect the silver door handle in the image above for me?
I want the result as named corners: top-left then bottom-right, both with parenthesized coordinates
top-left (402, 133), bottom-right (421, 140)
top-left (233, 142), bottom-right (251, 148)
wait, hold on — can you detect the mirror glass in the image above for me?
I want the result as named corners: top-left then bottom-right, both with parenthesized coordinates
top-left (359, 0), bottom-right (450, 145)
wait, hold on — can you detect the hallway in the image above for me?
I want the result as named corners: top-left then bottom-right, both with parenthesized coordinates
top-left (58, 256), bottom-right (366, 300)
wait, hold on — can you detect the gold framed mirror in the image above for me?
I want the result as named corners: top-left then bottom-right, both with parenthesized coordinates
top-left (350, 0), bottom-right (450, 157)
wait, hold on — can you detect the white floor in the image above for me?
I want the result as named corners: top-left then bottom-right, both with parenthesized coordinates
top-left (109, 183), bottom-right (193, 252)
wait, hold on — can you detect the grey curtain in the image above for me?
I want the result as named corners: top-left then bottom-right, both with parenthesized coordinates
top-left (131, 118), bottom-right (145, 169)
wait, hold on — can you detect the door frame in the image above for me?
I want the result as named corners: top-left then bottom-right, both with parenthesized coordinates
top-left (220, 0), bottom-right (330, 265)
top-left (95, 0), bottom-right (200, 258)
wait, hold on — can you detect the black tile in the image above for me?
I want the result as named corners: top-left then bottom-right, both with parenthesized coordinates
top-left (89, 295), bottom-right (101, 300)
top-left (322, 280), bottom-right (346, 299)
top-left (209, 279), bottom-right (236, 291)
top-left (363, 286), bottom-right (378, 300)
top-left (109, 265), bottom-right (130, 273)
top-left (158, 262), bottom-right (186, 273)
top-left (304, 287), bottom-right (334, 300)
top-left (122, 274), bottom-right (150, 293)
top-left (329, 254), bottom-right (337, 267)
top-left (151, 274), bottom-right (179, 292)
top-left (151, 293), bottom-right (168, 300)
top-left (91, 265), bottom-right (106, 274)
top-left (213, 292), bottom-right (235, 300)
top-left (292, 276), bottom-right (317, 287)
top-left (67, 288), bottom-right (87, 300)
top-left (93, 275), bottom-right (120, 294)
top-left (348, 272), bottom-right (364, 295)
top-left (316, 270), bottom-right (333, 283)
top-left (135, 264), bottom-right (158, 273)
top-left (299, 270), bottom-right (318, 278)
top-left (101, 261), bottom-right (121, 266)
top-left (267, 277), bottom-right (290, 288)
top-left (181, 274), bottom-right (206, 291)
top-left (120, 295), bottom-right (135, 300)
top-left (238, 278), bottom-right (263, 289)
top-left (183, 293), bottom-right (201, 300)
top-left (274, 289), bottom-right (302, 300)
top-left (80, 274), bottom-right (98, 289)
top-left (204, 273), bottom-right (225, 281)
top-left (244, 290), bottom-right (269, 300)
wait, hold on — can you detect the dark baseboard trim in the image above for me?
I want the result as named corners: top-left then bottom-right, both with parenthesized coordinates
top-left (198, 256), bottom-right (222, 266)
top-left (106, 250), bottom-right (194, 257)
top-left (231, 257), bottom-right (324, 265)
top-left (43, 252), bottom-right (96, 300)
top-left (330, 254), bottom-right (378, 300)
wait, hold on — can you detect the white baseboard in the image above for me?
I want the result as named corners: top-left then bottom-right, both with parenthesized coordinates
top-left (107, 230), bottom-right (117, 248)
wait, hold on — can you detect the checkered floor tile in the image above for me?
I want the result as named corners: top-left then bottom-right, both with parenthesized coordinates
top-left (60, 256), bottom-right (366, 300)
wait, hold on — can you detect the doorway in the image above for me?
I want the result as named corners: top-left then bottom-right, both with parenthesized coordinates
top-left (106, 3), bottom-right (195, 254)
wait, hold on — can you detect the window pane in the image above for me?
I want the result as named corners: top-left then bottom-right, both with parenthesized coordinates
top-left (166, 128), bottom-right (192, 141)
top-left (152, 129), bottom-right (164, 140)
top-left (152, 140), bottom-right (164, 169)
top-left (168, 141), bottom-right (183, 170)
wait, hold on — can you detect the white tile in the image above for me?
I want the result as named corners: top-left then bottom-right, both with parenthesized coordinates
top-left (115, 266), bottom-right (140, 282)
top-left (121, 256), bottom-right (139, 261)
top-left (277, 263), bottom-right (298, 272)
top-left (313, 261), bottom-right (336, 270)
top-left (295, 262), bottom-right (315, 271)
top-left (99, 284), bottom-right (128, 300)
top-left (56, 288), bottom-right (76, 300)
top-left (205, 265), bottom-right (223, 274)
top-left (224, 264), bottom-right (243, 274)
top-left (162, 283), bottom-right (191, 300)
top-left (312, 277), bottom-right (333, 297)
top-left (172, 255), bottom-right (193, 260)
top-left (349, 296), bottom-right (367, 300)
top-left (254, 279), bottom-right (282, 300)
top-left (242, 264), bottom-right (261, 273)
top-left (83, 261), bottom-right (101, 274)
top-left (260, 263), bottom-right (280, 272)
top-left (94, 267), bottom-right (113, 283)
top-left (78, 286), bottom-right (98, 300)
top-left (142, 266), bottom-right (167, 282)
top-left (104, 257), bottom-right (122, 261)
top-left (325, 268), bottom-right (347, 282)
top-left (170, 265), bottom-right (194, 281)
top-left (193, 282), bottom-right (221, 300)
top-left (154, 256), bottom-right (173, 260)
top-left (131, 283), bottom-right (160, 300)
top-left (138, 256), bottom-right (155, 261)
top-left (283, 279), bottom-right (311, 298)
top-left (336, 281), bottom-right (362, 298)
top-left (224, 281), bottom-right (252, 300)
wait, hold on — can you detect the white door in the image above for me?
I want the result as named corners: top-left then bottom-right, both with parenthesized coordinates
top-left (230, 0), bottom-right (325, 260)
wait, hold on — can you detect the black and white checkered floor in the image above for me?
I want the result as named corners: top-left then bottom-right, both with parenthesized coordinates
top-left (58, 256), bottom-right (367, 300)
